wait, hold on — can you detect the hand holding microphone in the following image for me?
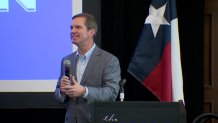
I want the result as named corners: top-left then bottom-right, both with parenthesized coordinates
top-left (60, 76), bottom-right (71, 95)
top-left (60, 60), bottom-right (72, 95)
top-left (60, 60), bottom-right (86, 97)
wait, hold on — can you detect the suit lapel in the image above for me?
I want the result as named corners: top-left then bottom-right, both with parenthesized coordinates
top-left (80, 46), bottom-right (100, 85)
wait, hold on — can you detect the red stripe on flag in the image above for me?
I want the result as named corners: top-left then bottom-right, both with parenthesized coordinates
top-left (143, 42), bottom-right (172, 101)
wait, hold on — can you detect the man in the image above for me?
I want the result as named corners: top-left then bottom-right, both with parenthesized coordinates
top-left (54, 13), bottom-right (121, 123)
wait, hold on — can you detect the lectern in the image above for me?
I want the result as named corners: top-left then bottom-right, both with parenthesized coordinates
top-left (92, 101), bottom-right (186, 123)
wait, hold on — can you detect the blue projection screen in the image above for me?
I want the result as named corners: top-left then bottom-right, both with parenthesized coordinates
top-left (0, 0), bottom-right (82, 92)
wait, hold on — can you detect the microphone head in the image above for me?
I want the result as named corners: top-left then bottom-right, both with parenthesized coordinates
top-left (64, 60), bottom-right (71, 66)
top-left (63, 60), bottom-right (71, 77)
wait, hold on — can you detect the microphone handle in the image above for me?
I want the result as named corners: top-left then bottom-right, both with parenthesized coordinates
top-left (65, 67), bottom-right (70, 78)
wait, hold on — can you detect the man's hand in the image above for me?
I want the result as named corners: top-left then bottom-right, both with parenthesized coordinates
top-left (66, 76), bottom-right (86, 97)
top-left (60, 76), bottom-right (71, 96)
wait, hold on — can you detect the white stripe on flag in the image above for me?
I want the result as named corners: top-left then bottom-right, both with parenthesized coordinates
top-left (171, 18), bottom-right (185, 103)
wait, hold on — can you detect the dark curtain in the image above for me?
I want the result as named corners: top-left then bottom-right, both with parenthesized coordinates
top-left (101, 0), bottom-right (204, 122)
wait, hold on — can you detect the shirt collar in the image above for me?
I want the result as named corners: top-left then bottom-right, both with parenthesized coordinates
top-left (76, 43), bottom-right (96, 60)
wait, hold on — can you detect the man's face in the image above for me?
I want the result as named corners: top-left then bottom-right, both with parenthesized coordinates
top-left (70, 17), bottom-right (90, 46)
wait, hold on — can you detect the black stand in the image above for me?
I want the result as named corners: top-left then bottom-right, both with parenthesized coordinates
top-left (92, 101), bottom-right (186, 123)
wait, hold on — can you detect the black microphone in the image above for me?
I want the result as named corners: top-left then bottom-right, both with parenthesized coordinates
top-left (63, 60), bottom-right (71, 78)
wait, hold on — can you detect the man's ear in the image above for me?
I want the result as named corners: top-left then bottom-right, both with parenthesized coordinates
top-left (89, 29), bottom-right (96, 36)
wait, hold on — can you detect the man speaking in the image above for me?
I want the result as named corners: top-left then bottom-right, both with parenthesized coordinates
top-left (54, 13), bottom-right (121, 123)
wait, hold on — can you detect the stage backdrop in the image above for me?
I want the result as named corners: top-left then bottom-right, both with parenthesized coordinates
top-left (0, 0), bottom-right (101, 109)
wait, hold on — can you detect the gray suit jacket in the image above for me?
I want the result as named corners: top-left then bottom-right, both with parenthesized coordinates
top-left (55, 46), bottom-right (121, 123)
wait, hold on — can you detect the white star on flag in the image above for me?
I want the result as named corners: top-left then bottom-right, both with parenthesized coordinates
top-left (145, 3), bottom-right (170, 37)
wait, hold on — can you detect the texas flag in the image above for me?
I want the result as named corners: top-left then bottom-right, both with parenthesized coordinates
top-left (128, 0), bottom-right (184, 102)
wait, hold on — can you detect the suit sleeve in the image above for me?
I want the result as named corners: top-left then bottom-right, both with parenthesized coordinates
top-left (85, 56), bottom-right (121, 103)
top-left (54, 58), bottom-right (69, 104)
